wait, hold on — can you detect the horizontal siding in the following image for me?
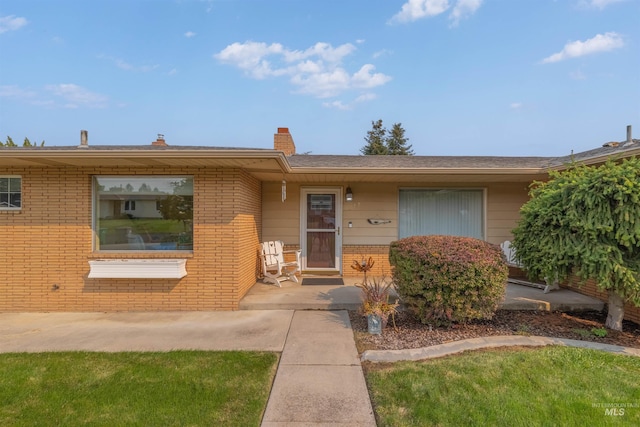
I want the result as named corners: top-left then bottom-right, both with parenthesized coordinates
top-left (262, 181), bottom-right (300, 245)
top-left (486, 182), bottom-right (530, 245)
top-left (263, 181), bottom-right (530, 247)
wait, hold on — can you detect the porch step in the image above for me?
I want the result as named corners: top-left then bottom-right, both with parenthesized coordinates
top-left (508, 278), bottom-right (546, 290)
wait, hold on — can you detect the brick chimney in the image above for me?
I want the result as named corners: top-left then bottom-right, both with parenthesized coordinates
top-left (152, 134), bottom-right (167, 146)
top-left (274, 127), bottom-right (296, 156)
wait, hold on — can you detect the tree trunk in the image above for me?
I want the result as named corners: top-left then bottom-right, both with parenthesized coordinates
top-left (605, 292), bottom-right (625, 331)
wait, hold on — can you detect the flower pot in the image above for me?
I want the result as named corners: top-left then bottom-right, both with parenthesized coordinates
top-left (367, 314), bottom-right (382, 335)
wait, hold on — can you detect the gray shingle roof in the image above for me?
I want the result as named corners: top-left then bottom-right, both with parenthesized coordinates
top-left (287, 154), bottom-right (554, 169)
top-left (2, 139), bottom-right (637, 172)
top-left (550, 140), bottom-right (640, 166)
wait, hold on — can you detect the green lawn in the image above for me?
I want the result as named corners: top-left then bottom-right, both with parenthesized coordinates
top-left (99, 218), bottom-right (187, 234)
top-left (0, 351), bottom-right (277, 426)
top-left (365, 346), bottom-right (640, 427)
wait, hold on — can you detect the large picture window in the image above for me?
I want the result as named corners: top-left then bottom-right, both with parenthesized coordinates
top-left (0, 176), bottom-right (21, 210)
top-left (94, 176), bottom-right (193, 251)
top-left (399, 189), bottom-right (484, 239)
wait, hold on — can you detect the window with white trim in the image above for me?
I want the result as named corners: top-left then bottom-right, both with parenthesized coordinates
top-left (0, 176), bottom-right (21, 210)
top-left (399, 189), bottom-right (484, 239)
top-left (94, 176), bottom-right (193, 251)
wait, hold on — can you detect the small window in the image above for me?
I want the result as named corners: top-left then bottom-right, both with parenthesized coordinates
top-left (0, 176), bottom-right (21, 210)
top-left (94, 176), bottom-right (193, 251)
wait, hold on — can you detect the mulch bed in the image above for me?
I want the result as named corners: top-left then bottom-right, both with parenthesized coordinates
top-left (349, 309), bottom-right (640, 352)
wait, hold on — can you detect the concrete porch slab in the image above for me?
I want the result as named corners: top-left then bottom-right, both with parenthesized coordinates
top-left (240, 278), bottom-right (605, 313)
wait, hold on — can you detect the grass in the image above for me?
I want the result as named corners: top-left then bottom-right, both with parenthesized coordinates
top-left (365, 346), bottom-right (640, 427)
top-left (0, 351), bottom-right (277, 426)
top-left (99, 218), bottom-right (186, 234)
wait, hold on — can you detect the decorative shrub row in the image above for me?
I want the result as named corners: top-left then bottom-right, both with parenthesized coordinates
top-left (389, 235), bottom-right (508, 326)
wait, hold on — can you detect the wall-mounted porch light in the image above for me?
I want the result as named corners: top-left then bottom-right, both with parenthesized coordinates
top-left (345, 186), bottom-right (353, 202)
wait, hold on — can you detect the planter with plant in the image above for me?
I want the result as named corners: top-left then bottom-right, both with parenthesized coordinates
top-left (352, 257), bottom-right (398, 334)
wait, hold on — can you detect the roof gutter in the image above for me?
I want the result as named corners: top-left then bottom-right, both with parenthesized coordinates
top-left (288, 167), bottom-right (548, 175)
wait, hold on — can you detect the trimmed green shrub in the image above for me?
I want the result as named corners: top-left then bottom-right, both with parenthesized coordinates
top-left (389, 235), bottom-right (508, 326)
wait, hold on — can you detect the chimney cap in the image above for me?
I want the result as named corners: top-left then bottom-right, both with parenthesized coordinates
top-left (277, 127), bottom-right (290, 134)
top-left (152, 134), bottom-right (168, 146)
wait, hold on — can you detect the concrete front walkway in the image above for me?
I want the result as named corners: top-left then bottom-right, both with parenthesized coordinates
top-left (262, 311), bottom-right (376, 426)
top-left (0, 309), bottom-right (375, 426)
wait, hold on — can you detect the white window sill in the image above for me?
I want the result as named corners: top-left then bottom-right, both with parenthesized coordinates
top-left (88, 259), bottom-right (187, 279)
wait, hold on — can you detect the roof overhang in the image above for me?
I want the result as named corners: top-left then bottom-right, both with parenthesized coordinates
top-left (0, 148), bottom-right (292, 176)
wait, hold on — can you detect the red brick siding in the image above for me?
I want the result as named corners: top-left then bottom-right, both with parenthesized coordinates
top-left (0, 166), bottom-right (261, 312)
top-left (342, 245), bottom-right (391, 278)
top-left (563, 278), bottom-right (640, 324)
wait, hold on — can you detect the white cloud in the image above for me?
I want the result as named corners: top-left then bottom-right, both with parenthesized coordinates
top-left (510, 102), bottom-right (522, 109)
top-left (0, 84), bottom-right (108, 108)
top-left (184, 31), bottom-right (196, 38)
top-left (389, 0), bottom-right (450, 24)
top-left (373, 49), bottom-right (393, 59)
top-left (0, 85), bottom-right (54, 108)
top-left (389, 0), bottom-right (483, 25)
top-left (322, 100), bottom-right (351, 110)
top-left (449, 0), bottom-right (483, 27)
top-left (168, 68), bottom-right (178, 76)
top-left (583, 0), bottom-right (626, 9)
top-left (98, 54), bottom-right (159, 72)
top-left (0, 15), bottom-right (27, 34)
top-left (45, 84), bottom-right (108, 108)
top-left (541, 32), bottom-right (624, 63)
top-left (215, 41), bottom-right (391, 100)
top-left (0, 85), bottom-right (37, 100)
top-left (322, 93), bottom-right (378, 110)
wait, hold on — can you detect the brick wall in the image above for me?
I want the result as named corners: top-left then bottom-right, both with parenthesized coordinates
top-left (0, 166), bottom-right (261, 312)
top-left (563, 279), bottom-right (640, 324)
top-left (342, 245), bottom-right (391, 278)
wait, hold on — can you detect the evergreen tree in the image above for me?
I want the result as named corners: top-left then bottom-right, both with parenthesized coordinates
top-left (512, 158), bottom-right (640, 331)
top-left (360, 119), bottom-right (388, 155)
top-left (0, 136), bottom-right (44, 147)
top-left (386, 123), bottom-right (413, 155)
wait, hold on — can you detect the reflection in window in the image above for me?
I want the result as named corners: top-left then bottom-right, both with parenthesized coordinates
top-left (94, 176), bottom-right (193, 251)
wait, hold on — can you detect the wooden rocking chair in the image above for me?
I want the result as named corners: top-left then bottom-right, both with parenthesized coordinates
top-left (501, 240), bottom-right (559, 293)
top-left (260, 240), bottom-right (301, 287)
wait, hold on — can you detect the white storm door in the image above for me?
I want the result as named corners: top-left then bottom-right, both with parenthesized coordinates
top-left (300, 188), bottom-right (342, 273)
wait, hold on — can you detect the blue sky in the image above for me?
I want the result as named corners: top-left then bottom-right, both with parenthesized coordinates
top-left (0, 0), bottom-right (638, 156)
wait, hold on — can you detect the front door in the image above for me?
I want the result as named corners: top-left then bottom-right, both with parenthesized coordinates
top-left (301, 188), bottom-right (342, 273)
